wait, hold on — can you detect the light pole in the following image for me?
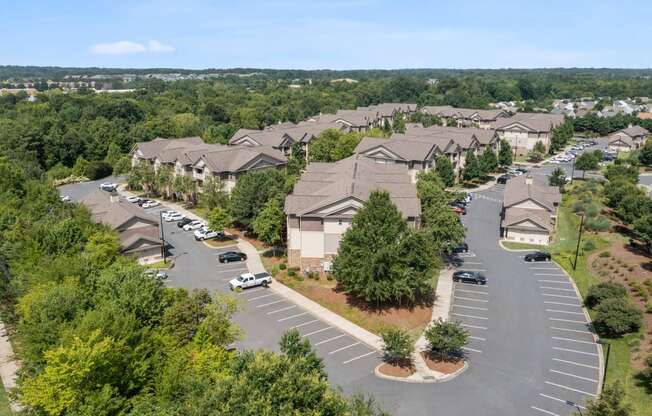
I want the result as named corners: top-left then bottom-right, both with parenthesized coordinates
top-left (573, 214), bottom-right (585, 270)
top-left (598, 339), bottom-right (611, 388)
top-left (159, 210), bottom-right (167, 264)
top-left (570, 156), bottom-right (576, 184)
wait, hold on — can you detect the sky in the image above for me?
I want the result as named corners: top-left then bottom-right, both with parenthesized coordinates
top-left (2, 0), bottom-right (651, 70)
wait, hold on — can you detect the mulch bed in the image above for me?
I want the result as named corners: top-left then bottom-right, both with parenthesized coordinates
top-left (377, 362), bottom-right (415, 378)
top-left (420, 352), bottom-right (465, 374)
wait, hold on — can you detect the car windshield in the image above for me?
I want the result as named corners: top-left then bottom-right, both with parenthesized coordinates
top-left (236, 276), bottom-right (245, 282)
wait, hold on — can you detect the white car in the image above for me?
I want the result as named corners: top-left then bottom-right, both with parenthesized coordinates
top-left (229, 272), bottom-right (272, 290)
top-left (194, 227), bottom-right (219, 240)
top-left (99, 182), bottom-right (117, 192)
top-left (60, 195), bottom-right (71, 202)
top-left (161, 210), bottom-right (179, 219)
top-left (142, 200), bottom-right (161, 209)
top-left (183, 220), bottom-right (204, 231)
top-left (165, 213), bottom-right (184, 222)
top-left (126, 196), bottom-right (140, 203)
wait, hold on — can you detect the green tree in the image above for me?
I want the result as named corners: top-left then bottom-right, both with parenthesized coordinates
top-left (479, 146), bottom-right (498, 174)
top-left (604, 164), bottom-right (639, 183)
top-left (633, 214), bottom-right (652, 253)
top-left (434, 156), bottom-right (455, 187)
top-left (462, 150), bottom-right (482, 181)
top-left (207, 207), bottom-right (232, 233)
top-left (498, 139), bottom-right (513, 167)
top-left (155, 164), bottom-right (174, 198)
top-left (575, 152), bottom-right (599, 177)
top-left (639, 140), bottom-right (652, 167)
top-left (549, 167), bottom-right (567, 190)
top-left (593, 298), bottom-right (643, 337)
top-left (392, 113), bottom-right (406, 134)
top-left (252, 198), bottom-right (284, 252)
top-left (582, 382), bottom-right (631, 416)
top-left (424, 319), bottom-right (469, 360)
top-left (230, 169), bottom-right (285, 230)
top-left (585, 282), bottom-right (628, 309)
top-left (332, 191), bottom-right (436, 305)
top-left (84, 230), bottom-right (120, 269)
top-left (280, 329), bottom-right (325, 377)
top-left (380, 328), bottom-right (413, 365)
top-left (202, 176), bottom-right (228, 210)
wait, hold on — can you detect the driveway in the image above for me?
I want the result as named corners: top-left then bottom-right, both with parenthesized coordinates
top-left (59, 179), bottom-right (601, 416)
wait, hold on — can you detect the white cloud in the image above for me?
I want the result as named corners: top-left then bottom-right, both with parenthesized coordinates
top-left (148, 40), bottom-right (175, 53)
top-left (90, 40), bottom-right (175, 55)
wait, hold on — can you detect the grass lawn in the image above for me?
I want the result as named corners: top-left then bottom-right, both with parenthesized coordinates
top-left (204, 236), bottom-right (238, 248)
top-left (147, 259), bottom-right (174, 269)
top-left (501, 241), bottom-right (547, 251)
top-left (0, 383), bottom-right (12, 416)
top-left (262, 256), bottom-right (436, 339)
top-left (551, 184), bottom-right (652, 414)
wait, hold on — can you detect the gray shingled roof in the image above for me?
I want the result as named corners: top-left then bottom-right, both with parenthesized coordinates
top-left (617, 125), bottom-right (649, 138)
top-left (132, 137), bottom-right (204, 160)
top-left (198, 146), bottom-right (286, 173)
top-left (285, 155), bottom-right (420, 218)
top-left (355, 136), bottom-right (440, 162)
top-left (228, 129), bottom-right (292, 147)
top-left (492, 113), bottom-right (565, 133)
top-left (503, 175), bottom-right (560, 211)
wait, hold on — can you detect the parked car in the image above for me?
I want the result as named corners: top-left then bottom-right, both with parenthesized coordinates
top-left (497, 175), bottom-right (511, 184)
top-left (450, 243), bottom-right (469, 254)
top-left (183, 220), bottom-right (204, 231)
top-left (218, 251), bottom-right (247, 263)
top-left (453, 270), bottom-right (487, 285)
top-left (524, 251), bottom-right (551, 262)
top-left (515, 168), bottom-right (528, 174)
top-left (60, 195), bottom-right (71, 202)
top-left (229, 272), bottom-right (271, 290)
top-left (165, 213), bottom-right (184, 222)
top-left (161, 210), bottom-right (180, 220)
top-left (177, 217), bottom-right (193, 228)
top-left (462, 194), bottom-right (472, 204)
top-left (450, 200), bottom-right (467, 209)
top-left (194, 227), bottom-right (220, 240)
top-left (451, 206), bottom-right (466, 215)
top-left (142, 200), bottom-right (160, 209)
top-left (126, 195), bottom-right (140, 203)
top-left (99, 182), bottom-right (117, 192)
top-left (144, 269), bottom-right (168, 280)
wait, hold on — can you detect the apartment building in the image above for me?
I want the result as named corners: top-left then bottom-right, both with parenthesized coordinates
top-left (501, 175), bottom-right (561, 246)
top-left (285, 155), bottom-right (420, 272)
top-left (492, 113), bottom-right (565, 155)
top-left (421, 106), bottom-right (509, 129)
top-left (608, 125), bottom-right (649, 152)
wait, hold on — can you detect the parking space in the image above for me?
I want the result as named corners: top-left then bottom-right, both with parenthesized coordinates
top-left (526, 261), bottom-right (600, 415)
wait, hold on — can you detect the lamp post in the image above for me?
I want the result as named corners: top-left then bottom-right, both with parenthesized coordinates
top-left (159, 209), bottom-right (167, 264)
top-left (573, 214), bottom-right (585, 270)
top-left (570, 156), bottom-right (576, 184)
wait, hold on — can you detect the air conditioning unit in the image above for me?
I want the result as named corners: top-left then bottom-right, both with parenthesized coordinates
top-left (322, 261), bottom-right (332, 272)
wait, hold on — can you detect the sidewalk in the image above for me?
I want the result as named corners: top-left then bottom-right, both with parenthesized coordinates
top-left (0, 322), bottom-right (22, 412)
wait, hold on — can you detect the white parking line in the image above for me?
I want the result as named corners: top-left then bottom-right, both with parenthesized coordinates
top-left (461, 323), bottom-right (487, 330)
top-left (542, 293), bottom-right (578, 299)
top-left (553, 347), bottom-right (598, 357)
top-left (455, 289), bottom-right (488, 295)
top-left (454, 296), bottom-right (489, 303)
top-left (549, 369), bottom-right (598, 383)
top-left (278, 312), bottom-right (309, 322)
top-left (552, 337), bottom-right (595, 345)
top-left (469, 335), bottom-right (486, 341)
top-left (459, 269), bottom-right (486, 272)
top-left (550, 327), bottom-right (593, 335)
top-left (452, 312), bottom-right (488, 320)
top-left (315, 334), bottom-right (346, 346)
top-left (552, 358), bottom-right (599, 370)
top-left (530, 267), bottom-right (559, 270)
top-left (328, 342), bottom-right (360, 355)
top-left (247, 293), bottom-right (276, 301)
top-left (546, 309), bottom-right (585, 315)
top-left (453, 304), bottom-right (488, 311)
top-left (540, 286), bottom-right (575, 292)
top-left (540, 394), bottom-right (586, 410)
top-left (463, 261), bottom-right (483, 265)
top-left (545, 381), bottom-right (597, 397)
top-left (267, 305), bottom-right (296, 315)
top-left (531, 406), bottom-right (559, 416)
top-left (535, 273), bottom-right (566, 277)
top-left (549, 317), bottom-right (587, 324)
top-left (545, 301), bottom-right (580, 307)
top-left (538, 280), bottom-right (571, 284)
top-left (238, 287), bottom-right (265, 295)
top-left (302, 326), bottom-right (332, 337)
top-left (342, 351), bottom-right (376, 364)
top-left (290, 319), bottom-right (319, 329)
top-left (462, 346), bottom-right (482, 353)
top-left (256, 299), bottom-right (286, 308)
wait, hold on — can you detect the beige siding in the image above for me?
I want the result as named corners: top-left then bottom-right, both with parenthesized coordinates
top-left (301, 218), bottom-right (324, 232)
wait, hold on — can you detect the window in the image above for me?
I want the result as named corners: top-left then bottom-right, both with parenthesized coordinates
top-left (338, 219), bottom-right (342, 225)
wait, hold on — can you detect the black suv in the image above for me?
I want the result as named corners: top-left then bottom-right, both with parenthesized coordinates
top-left (453, 271), bottom-right (487, 285)
top-left (218, 251), bottom-right (247, 263)
top-left (451, 243), bottom-right (469, 254)
top-left (524, 251), bottom-right (551, 262)
top-left (497, 174), bottom-right (511, 184)
top-left (177, 217), bottom-right (193, 228)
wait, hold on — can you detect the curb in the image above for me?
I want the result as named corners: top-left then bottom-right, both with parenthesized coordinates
top-left (202, 240), bottom-right (238, 250)
top-left (498, 240), bottom-right (546, 252)
top-left (373, 357), bottom-right (468, 384)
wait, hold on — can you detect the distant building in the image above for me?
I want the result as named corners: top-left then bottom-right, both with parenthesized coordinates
top-left (492, 113), bottom-right (565, 155)
top-left (608, 126), bottom-right (650, 152)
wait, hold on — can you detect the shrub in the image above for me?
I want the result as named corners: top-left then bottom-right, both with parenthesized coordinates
top-left (585, 215), bottom-right (610, 232)
top-left (599, 251), bottom-right (611, 258)
top-left (424, 319), bottom-right (469, 360)
top-left (279, 263), bottom-right (287, 270)
top-left (84, 160), bottom-right (113, 180)
top-left (270, 265), bottom-right (280, 277)
top-left (46, 163), bottom-right (73, 181)
top-left (585, 282), bottom-right (627, 308)
top-left (646, 302), bottom-right (652, 314)
top-left (583, 240), bottom-right (596, 252)
top-left (380, 328), bottom-right (413, 365)
top-left (593, 298), bottom-right (643, 337)
top-left (287, 269), bottom-right (297, 277)
top-left (584, 203), bottom-right (600, 218)
top-left (306, 271), bottom-right (319, 280)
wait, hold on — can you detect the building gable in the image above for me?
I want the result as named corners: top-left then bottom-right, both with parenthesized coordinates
top-left (500, 122), bottom-right (535, 132)
top-left (232, 136), bottom-right (261, 147)
top-left (362, 145), bottom-right (404, 160)
top-left (509, 198), bottom-right (551, 212)
top-left (508, 218), bottom-right (548, 231)
top-left (117, 216), bottom-right (158, 232)
top-left (302, 197), bottom-right (365, 217)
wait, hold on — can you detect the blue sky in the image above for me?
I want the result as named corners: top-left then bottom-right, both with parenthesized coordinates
top-left (2, 0), bottom-right (651, 69)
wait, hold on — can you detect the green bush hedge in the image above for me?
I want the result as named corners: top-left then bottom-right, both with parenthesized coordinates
top-left (84, 161), bottom-right (113, 180)
top-left (593, 298), bottom-right (643, 337)
top-left (585, 282), bottom-right (627, 308)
